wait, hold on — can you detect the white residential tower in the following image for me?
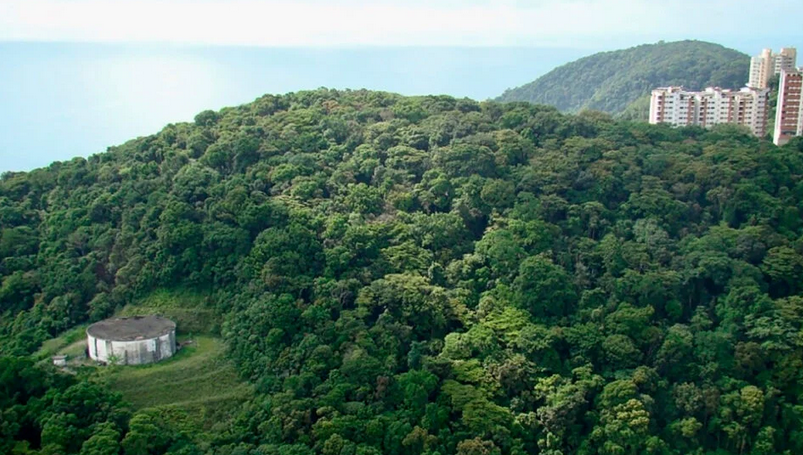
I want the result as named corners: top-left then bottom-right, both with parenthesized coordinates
top-left (649, 86), bottom-right (770, 137)
top-left (748, 48), bottom-right (797, 89)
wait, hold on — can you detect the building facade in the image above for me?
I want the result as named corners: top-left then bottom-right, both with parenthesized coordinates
top-left (749, 49), bottom-right (774, 89)
top-left (749, 48), bottom-right (797, 89)
top-left (773, 69), bottom-right (803, 146)
top-left (774, 48), bottom-right (798, 75)
top-left (649, 86), bottom-right (770, 137)
top-left (87, 316), bottom-right (177, 365)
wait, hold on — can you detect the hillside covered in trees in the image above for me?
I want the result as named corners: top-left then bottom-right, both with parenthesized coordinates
top-left (496, 40), bottom-right (749, 117)
top-left (3, 89), bottom-right (803, 455)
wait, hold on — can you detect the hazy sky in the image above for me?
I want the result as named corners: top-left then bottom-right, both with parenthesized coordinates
top-left (1, 0), bottom-right (801, 48)
top-left (2, 0), bottom-right (802, 171)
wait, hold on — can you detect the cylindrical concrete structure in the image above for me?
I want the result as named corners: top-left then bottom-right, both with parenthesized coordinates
top-left (87, 316), bottom-right (176, 365)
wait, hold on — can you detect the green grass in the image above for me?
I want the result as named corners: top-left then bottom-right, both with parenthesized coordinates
top-left (61, 339), bottom-right (88, 357)
top-left (106, 336), bottom-right (252, 428)
top-left (35, 288), bottom-right (218, 364)
top-left (118, 288), bottom-right (220, 334)
top-left (36, 289), bottom-right (246, 429)
top-left (134, 288), bottom-right (208, 309)
top-left (34, 325), bottom-right (88, 361)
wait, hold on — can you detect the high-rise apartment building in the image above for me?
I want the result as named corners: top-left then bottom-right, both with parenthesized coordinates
top-left (649, 86), bottom-right (770, 137)
top-left (749, 49), bottom-right (774, 89)
top-left (774, 48), bottom-right (798, 75)
top-left (748, 47), bottom-right (798, 89)
top-left (773, 69), bottom-right (803, 146)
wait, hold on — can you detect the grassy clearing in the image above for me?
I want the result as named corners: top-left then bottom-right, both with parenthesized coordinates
top-left (36, 288), bottom-right (247, 428)
top-left (118, 288), bottom-right (220, 334)
top-left (60, 339), bottom-right (88, 357)
top-left (35, 325), bottom-right (88, 361)
top-left (35, 288), bottom-right (217, 364)
top-left (107, 336), bottom-right (252, 427)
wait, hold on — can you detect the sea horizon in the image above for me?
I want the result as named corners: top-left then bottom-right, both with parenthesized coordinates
top-left (0, 37), bottom-right (792, 172)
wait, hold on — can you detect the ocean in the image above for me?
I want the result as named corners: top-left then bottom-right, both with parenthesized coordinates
top-left (0, 42), bottom-right (592, 171)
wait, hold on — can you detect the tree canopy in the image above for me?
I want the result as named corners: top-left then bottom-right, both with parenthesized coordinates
top-left (2, 88), bottom-right (803, 455)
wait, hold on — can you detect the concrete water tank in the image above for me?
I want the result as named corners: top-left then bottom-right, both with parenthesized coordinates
top-left (87, 315), bottom-right (177, 365)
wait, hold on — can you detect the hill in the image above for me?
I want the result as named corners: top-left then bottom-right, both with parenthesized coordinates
top-left (2, 89), bottom-right (803, 455)
top-left (496, 40), bottom-right (749, 116)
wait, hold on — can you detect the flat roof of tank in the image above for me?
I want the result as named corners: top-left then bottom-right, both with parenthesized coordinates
top-left (87, 316), bottom-right (176, 341)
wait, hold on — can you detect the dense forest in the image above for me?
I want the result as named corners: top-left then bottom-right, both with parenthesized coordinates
top-left (496, 40), bottom-right (749, 116)
top-left (3, 89), bottom-right (803, 455)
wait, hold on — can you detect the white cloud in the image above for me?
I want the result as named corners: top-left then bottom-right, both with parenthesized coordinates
top-left (0, 0), bottom-right (800, 47)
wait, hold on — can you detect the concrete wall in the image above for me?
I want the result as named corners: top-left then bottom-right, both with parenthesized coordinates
top-left (87, 330), bottom-right (176, 365)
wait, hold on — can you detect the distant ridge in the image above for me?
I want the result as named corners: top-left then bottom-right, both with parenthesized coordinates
top-left (496, 40), bottom-right (749, 117)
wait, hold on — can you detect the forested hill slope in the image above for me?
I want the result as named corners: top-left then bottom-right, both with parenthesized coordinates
top-left (496, 40), bottom-right (749, 115)
top-left (4, 89), bottom-right (803, 455)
